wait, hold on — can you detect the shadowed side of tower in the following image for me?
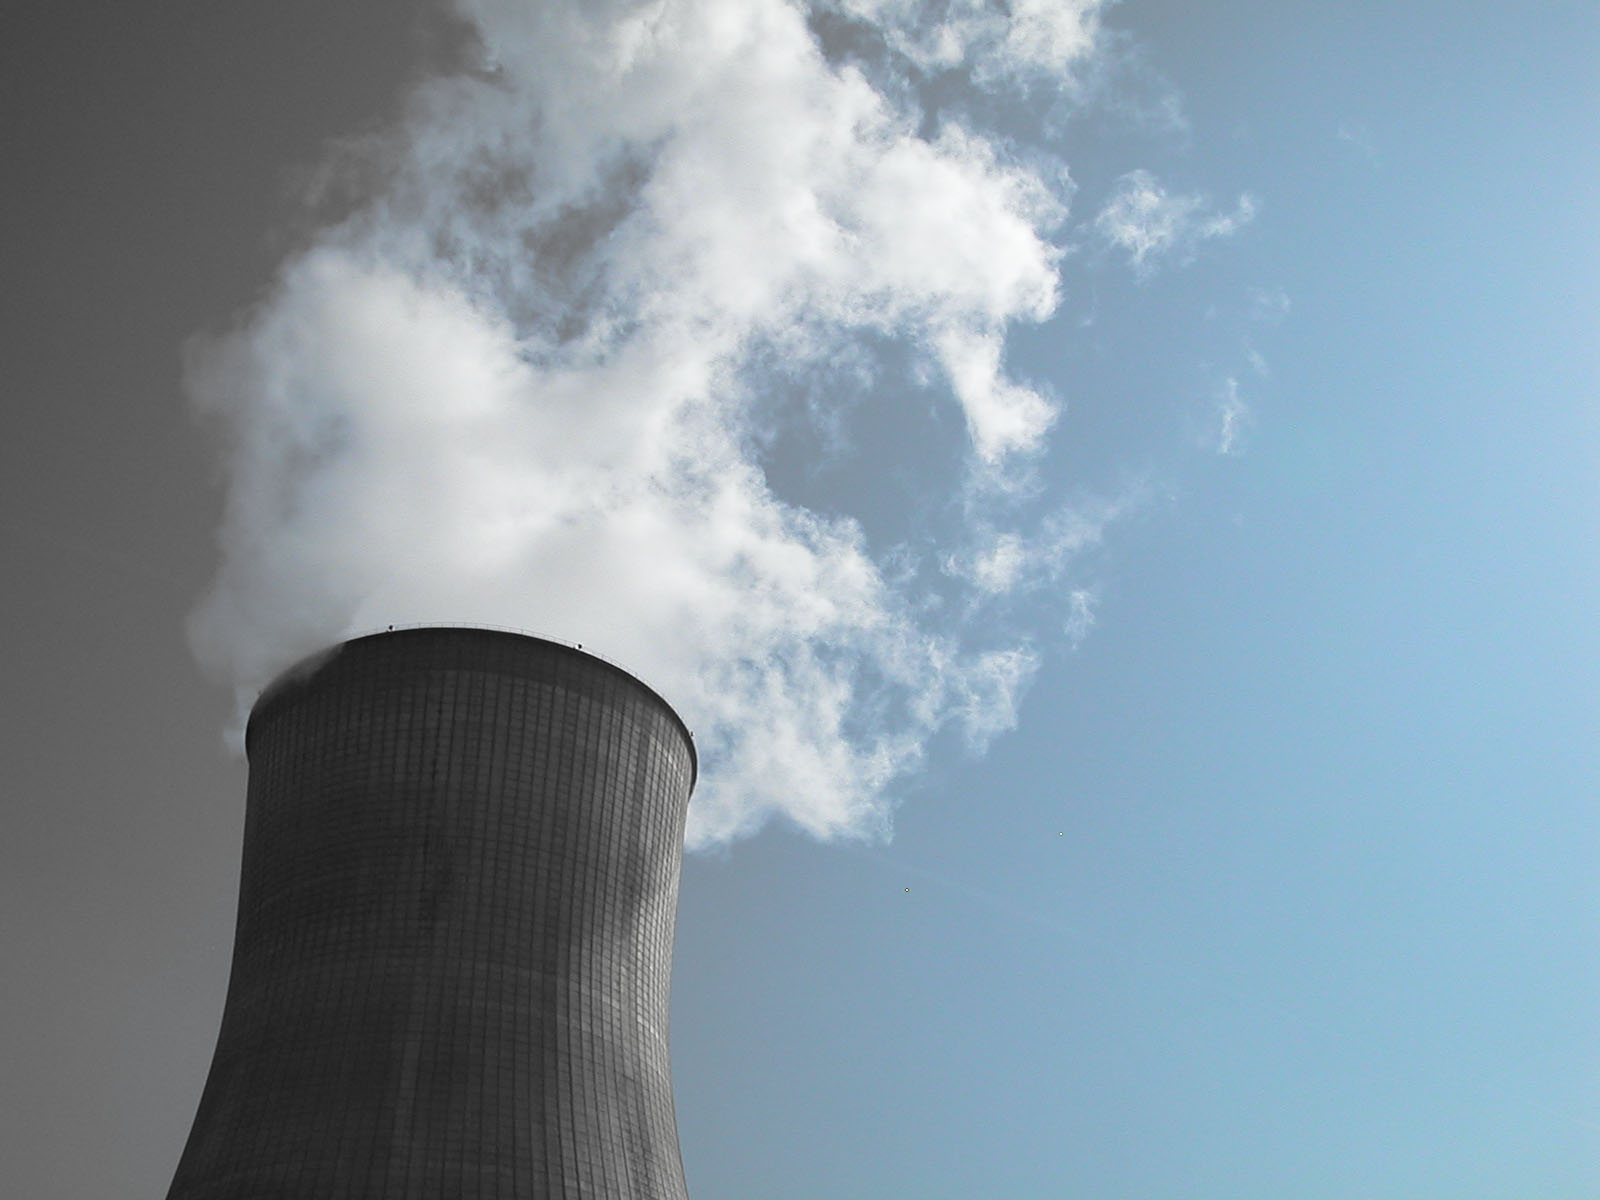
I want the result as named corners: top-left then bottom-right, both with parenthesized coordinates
top-left (168, 627), bottom-right (697, 1200)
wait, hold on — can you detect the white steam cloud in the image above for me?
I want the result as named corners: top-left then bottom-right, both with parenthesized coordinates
top-left (189, 0), bottom-right (1120, 846)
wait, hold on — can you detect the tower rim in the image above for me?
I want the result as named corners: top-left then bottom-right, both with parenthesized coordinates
top-left (245, 624), bottom-right (698, 787)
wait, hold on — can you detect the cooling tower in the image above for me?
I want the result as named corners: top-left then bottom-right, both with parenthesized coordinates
top-left (168, 626), bottom-right (697, 1200)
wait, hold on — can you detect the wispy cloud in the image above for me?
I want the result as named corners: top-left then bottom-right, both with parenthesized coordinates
top-left (1210, 376), bottom-right (1251, 456)
top-left (1336, 120), bottom-right (1379, 164)
top-left (1063, 587), bottom-right (1097, 649)
top-left (843, 0), bottom-right (1103, 84)
top-left (1246, 285), bottom-right (1291, 325)
top-left (944, 489), bottom-right (1139, 597)
top-left (1094, 168), bottom-right (1255, 274)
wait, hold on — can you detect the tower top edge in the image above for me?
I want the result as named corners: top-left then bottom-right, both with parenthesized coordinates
top-left (246, 624), bottom-right (698, 785)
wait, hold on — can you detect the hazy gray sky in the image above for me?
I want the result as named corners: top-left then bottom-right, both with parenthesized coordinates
top-left (5, 3), bottom-right (1598, 1197)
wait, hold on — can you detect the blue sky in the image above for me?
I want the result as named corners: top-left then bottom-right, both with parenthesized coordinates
top-left (4, 2), bottom-right (1597, 1197)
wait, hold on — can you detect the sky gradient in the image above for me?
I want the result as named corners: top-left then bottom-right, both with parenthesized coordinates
top-left (4, 3), bottom-right (1598, 1197)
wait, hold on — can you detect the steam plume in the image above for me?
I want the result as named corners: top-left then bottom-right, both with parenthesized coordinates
top-left (189, 0), bottom-right (1116, 846)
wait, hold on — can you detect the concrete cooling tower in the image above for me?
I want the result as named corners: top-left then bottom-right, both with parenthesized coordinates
top-left (167, 626), bottom-right (698, 1200)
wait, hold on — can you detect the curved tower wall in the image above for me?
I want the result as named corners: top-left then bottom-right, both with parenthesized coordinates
top-left (168, 627), bottom-right (696, 1200)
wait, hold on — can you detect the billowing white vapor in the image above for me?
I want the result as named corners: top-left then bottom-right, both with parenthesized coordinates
top-left (189, 0), bottom-right (1112, 846)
